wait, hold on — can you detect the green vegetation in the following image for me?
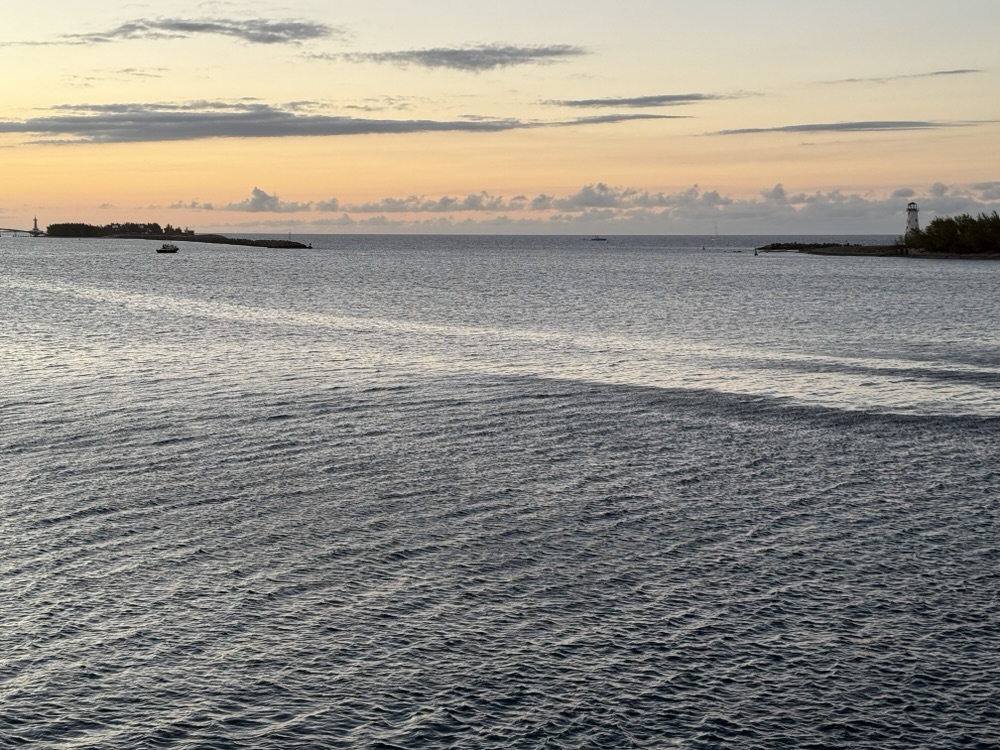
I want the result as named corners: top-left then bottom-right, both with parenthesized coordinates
top-left (903, 212), bottom-right (1000, 255)
top-left (46, 222), bottom-right (193, 238)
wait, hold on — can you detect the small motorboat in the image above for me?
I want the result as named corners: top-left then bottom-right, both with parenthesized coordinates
top-left (157, 243), bottom-right (179, 253)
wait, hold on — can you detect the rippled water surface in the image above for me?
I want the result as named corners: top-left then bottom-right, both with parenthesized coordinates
top-left (3, 235), bottom-right (999, 748)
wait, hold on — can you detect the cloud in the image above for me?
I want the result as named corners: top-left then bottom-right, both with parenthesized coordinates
top-left (545, 93), bottom-right (731, 108)
top-left (761, 184), bottom-right (787, 202)
top-left (714, 120), bottom-right (974, 135)
top-left (172, 183), bottom-right (733, 218)
top-left (169, 199), bottom-right (216, 210)
top-left (564, 113), bottom-right (688, 126)
top-left (63, 68), bottom-right (169, 87)
top-left (974, 182), bottom-right (1000, 201)
top-left (344, 97), bottom-right (417, 113)
top-left (544, 183), bottom-right (728, 211)
top-left (316, 44), bottom-right (587, 71)
top-left (118, 67), bottom-right (167, 78)
top-left (0, 102), bottom-right (679, 144)
top-left (177, 182), bottom-right (1000, 234)
top-left (824, 69), bottom-right (983, 85)
top-left (339, 192), bottom-right (517, 213)
top-left (224, 187), bottom-right (311, 213)
top-left (60, 17), bottom-right (338, 46)
top-left (315, 184), bottom-right (727, 214)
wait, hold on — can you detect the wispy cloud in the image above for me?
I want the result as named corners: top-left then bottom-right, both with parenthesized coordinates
top-left (61, 67), bottom-right (170, 89)
top-left (0, 102), bottom-right (680, 144)
top-left (344, 97), bottom-right (418, 113)
top-left (2, 17), bottom-right (339, 47)
top-left (545, 93), bottom-right (731, 108)
top-left (824, 69), bottom-right (983, 85)
top-left (69, 17), bottom-right (337, 45)
top-left (714, 120), bottom-right (974, 135)
top-left (314, 44), bottom-right (587, 71)
top-left (565, 113), bottom-right (689, 126)
top-left (118, 67), bottom-right (168, 78)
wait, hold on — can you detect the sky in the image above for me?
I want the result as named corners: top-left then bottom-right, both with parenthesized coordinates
top-left (2, 0), bottom-right (999, 234)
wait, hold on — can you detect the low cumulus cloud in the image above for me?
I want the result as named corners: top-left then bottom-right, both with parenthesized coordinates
top-left (204, 184), bottom-right (730, 215)
top-left (974, 182), bottom-right (1000, 201)
top-left (170, 188), bottom-right (311, 213)
top-left (533, 183), bottom-right (732, 211)
top-left (60, 17), bottom-right (338, 46)
top-left (169, 199), bottom-right (216, 211)
top-left (225, 187), bottom-right (312, 213)
top-left (745, 182), bottom-right (1000, 227)
top-left (0, 102), bottom-right (678, 144)
top-left (317, 44), bottom-right (587, 71)
top-left (340, 193), bottom-right (517, 213)
top-left (172, 182), bottom-right (1000, 233)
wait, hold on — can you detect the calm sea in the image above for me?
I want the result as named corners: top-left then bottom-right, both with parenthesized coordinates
top-left (2, 234), bottom-right (998, 748)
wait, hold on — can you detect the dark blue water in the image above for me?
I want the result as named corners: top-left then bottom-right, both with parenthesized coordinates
top-left (2, 235), bottom-right (998, 748)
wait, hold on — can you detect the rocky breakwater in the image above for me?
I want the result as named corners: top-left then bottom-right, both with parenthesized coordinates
top-left (117, 233), bottom-right (312, 249)
top-left (756, 242), bottom-right (900, 256)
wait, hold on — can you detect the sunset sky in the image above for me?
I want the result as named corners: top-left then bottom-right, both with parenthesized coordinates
top-left (2, 0), bottom-right (998, 234)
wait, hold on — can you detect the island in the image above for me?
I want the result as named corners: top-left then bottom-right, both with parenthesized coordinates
top-left (45, 222), bottom-right (311, 249)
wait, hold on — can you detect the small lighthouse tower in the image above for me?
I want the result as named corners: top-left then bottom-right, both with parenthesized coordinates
top-left (905, 202), bottom-right (919, 236)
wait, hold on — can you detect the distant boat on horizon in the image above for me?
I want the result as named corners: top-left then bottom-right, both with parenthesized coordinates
top-left (588, 235), bottom-right (608, 242)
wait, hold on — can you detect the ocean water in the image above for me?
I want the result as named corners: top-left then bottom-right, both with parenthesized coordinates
top-left (2, 234), bottom-right (998, 748)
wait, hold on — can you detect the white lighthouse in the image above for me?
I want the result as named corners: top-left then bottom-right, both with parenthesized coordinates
top-left (905, 202), bottom-right (919, 236)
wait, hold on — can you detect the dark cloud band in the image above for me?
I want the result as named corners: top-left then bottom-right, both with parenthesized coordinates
top-left (319, 44), bottom-right (587, 71)
top-left (0, 103), bottom-right (678, 144)
top-left (58, 17), bottom-right (338, 45)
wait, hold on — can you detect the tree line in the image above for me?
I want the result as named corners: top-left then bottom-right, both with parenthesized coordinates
top-left (46, 222), bottom-right (195, 238)
top-left (904, 212), bottom-right (1000, 255)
